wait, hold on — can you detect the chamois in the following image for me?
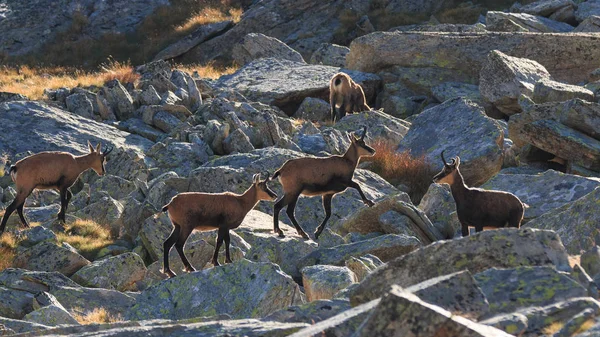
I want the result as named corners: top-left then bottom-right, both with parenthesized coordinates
top-left (329, 72), bottom-right (370, 122)
top-left (272, 126), bottom-right (376, 240)
top-left (432, 151), bottom-right (526, 237)
top-left (161, 173), bottom-right (277, 278)
top-left (0, 141), bottom-right (112, 234)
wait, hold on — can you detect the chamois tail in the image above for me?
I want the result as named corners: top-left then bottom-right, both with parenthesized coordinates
top-left (272, 170), bottom-right (281, 180)
top-left (9, 166), bottom-right (16, 182)
top-left (162, 204), bottom-right (169, 212)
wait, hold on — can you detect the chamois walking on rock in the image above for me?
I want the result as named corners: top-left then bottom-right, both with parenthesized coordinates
top-left (329, 72), bottom-right (370, 122)
top-left (161, 173), bottom-right (277, 278)
top-left (432, 151), bottom-right (526, 237)
top-left (272, 126), bottom-right (376, 240)
top-left (0, 141), bottom-right (112, 234)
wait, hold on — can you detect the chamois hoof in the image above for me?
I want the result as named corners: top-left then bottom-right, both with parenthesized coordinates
top-left (184, 266), bottom-right (196, 273)
top-left (163, 269), bottom-right (177, 278)
top-left (212, 261), bottom-right (220, 267)
top-left (364, 200), bottom-right (374, 207)
top-left (275, 230), bottom-right (285, 238)
top-left (299, 231), bottom-right (310, 240)
top-left (225, 258), bottom-right (233, 264)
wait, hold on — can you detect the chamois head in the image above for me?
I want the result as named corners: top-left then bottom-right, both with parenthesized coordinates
top-left (432, 150), bottom-right (460, 185)
top-left (348, 126), bottom-right (376, 158)
top-left (87, 141), bottom-right (113, 176)
top-left (253, 172), bottom-right (277, 201)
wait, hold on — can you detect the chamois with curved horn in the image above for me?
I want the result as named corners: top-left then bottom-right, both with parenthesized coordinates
top-left (432, 151), bottom-right (526, 237)
top-left (0, 141), bottom-right (113, 234)
top-left (161, 172), bottom-right (277, 278)
top-left (271, 126), bottom-right (376, 240)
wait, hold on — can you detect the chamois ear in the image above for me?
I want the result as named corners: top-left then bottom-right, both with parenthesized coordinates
top-left (347, 133), bottom-right (355, 143)
top-left (455, 156), bottom-right (461, 167)
top-left (253, 173), bottom-right (259, 183)
top-left (96, 142), bottom-right (102, 153)
top-left (88, 140), bottom-right (95, 153)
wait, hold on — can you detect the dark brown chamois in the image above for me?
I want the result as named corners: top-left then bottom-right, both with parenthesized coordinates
top-left (161, 173), bottom-right (277, 278)
top-left (432, 151), bottom-right (526, 237)
top-left (0, 141), bottom-right (112, 234)
top-left (329, 72), bottom-right (370, 122)
top-left (271, 126), bottom-right (376, 240)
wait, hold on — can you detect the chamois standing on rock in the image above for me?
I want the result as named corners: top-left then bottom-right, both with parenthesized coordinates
top-left (272, 126), bottom-right (376, 240)
top-left (432, 151), bottom-right (526, 237)
top-left (161, 173), bottom-right (277, 278)
top-left (329, 72), bottom-right (370, 122)
top-left (0, 141), bottom-right (112, 235)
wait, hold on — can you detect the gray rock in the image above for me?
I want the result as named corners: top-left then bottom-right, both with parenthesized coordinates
top-left (23, 304), bottom-right (79, 327)
top-left (153, 20), bottom-right (234, 61)
top-left (74, 194), bottom-right (123, 234)
top-left (0, 287), bottom-right (34, 319)
top-left (475, 266), bottom-right (587, 315)
top-left (265, 299), bottom-right (351, 324)
top-left (301, 265), bottom-right (356, 301)
top-left (309, 43), bottom-right (349, 68)
top-left (0, 92), bottom-right (28, 103)
top-left (138, 85), bottom-right (162, 106)
top-left (0, 269), bottom-right (80, 294)
top-left (152, 111), bottom-right (182, 133)
top-left (147, 141), bottom-right (210, 176)
top-left (352, 286), bottom-right (512, 337)
top-left (576, 0), bottom-right (600, 22)
top-left (233, 33), bottom-right (305, 65)
top-left (347, 31), bottom-right (600, 84)
top-left (102, 80), bottom-right (135, 120)
top-left (50, 286), bottom-right (136, 318)
top-left (398, 98), bottom-right (504, 186)
top-left (418, 183), bottom-right (461, 239)
top-left (486, 11), bottom-right (573, 32)
top-left (223, 128), bottom-right (255, 154)
top-left (406, 271), bottom-right (490, 320)
top-left (480, 50), bottom-right (552, 115)
top-left (482, 169), bottom-right (600, 220)
top-left (525, 188), bottom-right (600, 254)
top-left (170, 70), bottom-right (202, 111)
top-left (203, 119), bottom-right (230, 155)
top-left (333, 110), bottom-right (410, 146)
top-left (0, 317), bottom-right (48, 334)
top-left (295, 97), bottom-right (330, 121)
top-left (13, 242), bottom-right (90, 277)
top-left (298, 234), bottom-right (422, 270)
top-left (89, 175), bottom-right (137, 201)
top-left (349, 228), bottom-right (571, 305)
top-left (533, 78), bottom-right (595, 103)
top-left (18, 226), bottom-right (57, 248)
top-left (71, 252), bottom-right (146, 291)
top-left (65, 93), bottom-right (94, 119)
top-left (518, 0), bottom-right (576, 19)
top-left (344, 256), bottom-right (378, 283)
top-left (582, 246), bottom-right (600, 279)
top-left (215, 58), bottom-right (381, 115)
top-left (431, 82), bottom-right (482, 104)
top-left (575, 15), bottom-right (600, 32)
top-left (480, 313), bottom-right (529, 336)
top-left (127, 259), bottom-right (304, 320)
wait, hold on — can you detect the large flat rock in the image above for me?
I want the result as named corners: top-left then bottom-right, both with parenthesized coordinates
top-left (346, 31), bottom-right (600, 83)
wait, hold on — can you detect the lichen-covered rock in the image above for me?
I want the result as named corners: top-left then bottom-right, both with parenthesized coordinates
top-left (65, 93), bottom-right (94, 119)
top-left (139, 85), bottom-right (162, 106)
top-left (431, 82), bottom-right (481, 104)
top-left (517, 0), bottom-right (576, 19)
top-left (418, 184), bottom-right (460, 239)
top-left (223, 128), bottom-right (255, 154)
top-left (144, 238), bottom-right (215, 283)
top-left (23, 305), bottom-right (79, 327)
top-left (18, 226), bottom-right (57, 248)
top-left (575, 15), bottom-right (600, 32)
top-left (480, 50), bottom-right (552, 116)
top-left (240, 231), bottom-right (318, 279)
top-left (302, 265), bottom-right (356, 302)
top-left (295, 97), bottom-right (330, 122)
top-left (50, 286), bottom-right (136, 317)
top-left (74, 194), bottom-right (123, 233)
top-left (353, 286), bottom-right (512, 337)
top-left (525, 188), bottom-right (600, 254)
top-left (533, 78), bottom-right (595, 104)
top-left (0, 287), bottom-right (34, 319)
top-left (344, 256), bottom-right (378, 283)
top-left (170, 70), bottom-right (202, 111)
top-left (350, 228), bottom-right (570, 305)
top-left (147, 141), bottom-right (210, 176)
top-left (515, 297), bottom-right (600, 336)
top-left (480, 313), bottom-right (529, 336)
top-left (13, 242), bottom-right (90, 277)
top-left (127, 259), bottom-right (304, 320)
top-left (265, 299), bottom-right (351, 324)
top-left (333, 110), bottom-right (410, 146)
top-left (481, 169), bottom-right (600, 221)
top-left (89, 175), bottom-right (137, 201)
top-left (576, 0), bottom-right (600, 22)
top-left (102, 80), bottom-right (135, 120)
top-left (71, 252), bottom-right (146, 291)
top-left (232, 33), bottom-right (305, 65)
top-left (215, 58), bottom-right (380, 115)
top-left (475, 266), bottom-right (587, 315)
top-left (0, 269), bottom-right (80, 294)
top-left (405, 271), bottom-right (490, 320)
top-left (337, 193), bottom-right (414, 234)
top-left (0, 317), bottom-right (48, 334)
top-left (486, 11), bottom-right (573, 33)
top-left (298, 234), bottom-right (421, 271)
top-left (398, 98), bottom-right (504, 186)
top-left (581, 246), bottom-right (600, 279)
top-left (309, 43), bottom-right (349, 68)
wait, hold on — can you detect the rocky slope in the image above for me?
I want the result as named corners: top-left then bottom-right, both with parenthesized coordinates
top-left (2, 0), bottom-right (600, 336)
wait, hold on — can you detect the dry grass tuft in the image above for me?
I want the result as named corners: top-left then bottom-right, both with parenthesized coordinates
top-left (56, 219), bottom-right (115, 261)
top-left (175, 6), bottom-right (243, 34)
top-left (176, 62), bottom-right (239, 79)
top-left (0, 232), bottom-right (19, 271)
top-left (543, 321), bottom-right (565, 335)
top-left (99, 58), bottom-right (140, 85)
top-left (365, 139), bottom-right (437, 204)
top-left (72, 307), bottom-right (123, 325)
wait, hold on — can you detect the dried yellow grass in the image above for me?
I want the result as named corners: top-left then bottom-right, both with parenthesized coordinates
top-left (0, 232), bottom-right (18, 271)
top-left (176, 62), bottom-right (239, 79)
top-left (56, 219), bottom-right (115, 261)
top-left (175, 7), bottom-right (243, 34)
top-left (72, 308), bottom-right (122, 325)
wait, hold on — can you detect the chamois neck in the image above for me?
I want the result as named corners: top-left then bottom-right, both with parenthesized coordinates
top-left (343, 144), bottom-right (360, 167)
top-left (239, 185), bottom-right (260, 211)
top-left (449, 170), bottom-right (470, 201)
top-left (75, 153), bottom-right (96, 173)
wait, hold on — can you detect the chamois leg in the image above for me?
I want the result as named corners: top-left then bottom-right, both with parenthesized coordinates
top-left (212, 229), bottom-right (225, 267)
top-left (508, 208), bottom-right (523, 229)
top-left (273, 192), bottom-right (301, 238)
top-left (223, 228), bottom-right (232, 264)
top-left (57, 188), bottom-right (68, 222)
top-left (314, 194), bottom-right (334, 240)
top-left (286, 197), bottom-right (309, 240)
top-left (175, 226), bottom-right (195, 273)
top-left (0, 190), bottom-right (30, 233)
top-left (349, 181), bottom-right (374, 207)
top-left (162, 223), bottom-right (181, 278)
top-left (336, 100), bottom-right (346, 122)
top-left (16, 204), bottom-right (28, 227)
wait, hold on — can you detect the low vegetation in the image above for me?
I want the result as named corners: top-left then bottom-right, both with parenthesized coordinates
top-left (72, 307), bottom-right (123, 325)
top-left (56, 219), bottom-right (116, 261)
top-left (0, 231), bottom-right (18, 271)
top-left (365, 139), bottom-right (437, 204)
